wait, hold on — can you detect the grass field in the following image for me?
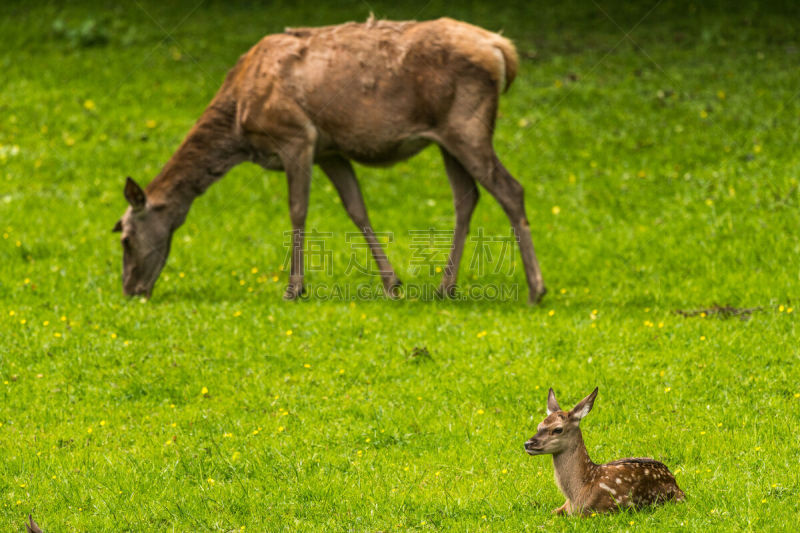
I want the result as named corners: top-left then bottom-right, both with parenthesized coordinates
top-left (2, 0), bottom-right (800, 530)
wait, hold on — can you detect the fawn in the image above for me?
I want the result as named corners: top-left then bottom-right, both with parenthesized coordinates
top-left (524, 387), bottom-right (685, 515)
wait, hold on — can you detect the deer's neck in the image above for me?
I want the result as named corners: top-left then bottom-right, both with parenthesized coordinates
top-left (552, 431), bottom-right (595, 503)
top-left (145, 98), bottom-right (246, 228)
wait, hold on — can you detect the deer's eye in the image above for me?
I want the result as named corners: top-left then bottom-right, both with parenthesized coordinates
top-left (552, 427), bottom-right (563, 434)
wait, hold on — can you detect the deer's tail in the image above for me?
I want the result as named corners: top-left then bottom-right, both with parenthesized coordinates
top-left (492, 34), bottom-right (518, 93)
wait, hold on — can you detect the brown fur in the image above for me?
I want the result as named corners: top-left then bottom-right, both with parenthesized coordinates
top-left (114, 17), bottom-right (544, 302)
top-left (525, 388), bottom-right (685, 516)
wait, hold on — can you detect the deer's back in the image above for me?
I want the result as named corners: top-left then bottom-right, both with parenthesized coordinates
top-left (225, 18), bottom-right (516, 164)
top-left (585, 458), bottom-right (685, 512)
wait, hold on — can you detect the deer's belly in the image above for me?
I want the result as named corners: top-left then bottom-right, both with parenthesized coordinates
top-left (333, 137), bottom-right (432, 167)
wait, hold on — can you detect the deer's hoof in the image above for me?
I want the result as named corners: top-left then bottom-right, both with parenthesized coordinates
top-left (528, 285), bottom-right (547, 305)
top-left (283, 283), bottom-right (305, 300)
top-left (436, 283), bottom-right (459, 299)
top-left (384, 277), bottom-right (402, 299)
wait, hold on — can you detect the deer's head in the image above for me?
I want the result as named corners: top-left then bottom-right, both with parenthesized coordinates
top-left (112, 177), bottom-right (174, 298)
top-left (524, 387), bottom-right (598, 455)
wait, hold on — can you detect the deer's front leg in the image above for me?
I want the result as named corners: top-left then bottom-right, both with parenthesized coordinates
top-left (551, 500), bottom-right (570, 515)
top-left (282, 143), bottom-right (314, 300)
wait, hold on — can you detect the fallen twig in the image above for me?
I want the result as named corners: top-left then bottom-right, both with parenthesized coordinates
top-left (674, 304), bottom-right (762, 320)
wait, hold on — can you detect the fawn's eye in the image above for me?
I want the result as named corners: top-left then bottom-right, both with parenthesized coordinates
top-left (552, 427), bottom-right (563, 434)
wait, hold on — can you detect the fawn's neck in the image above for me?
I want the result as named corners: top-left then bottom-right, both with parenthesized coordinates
top-left (145, 98), bottom-right (246, 226)
top-left (551, 430), bottom-right (595, 502)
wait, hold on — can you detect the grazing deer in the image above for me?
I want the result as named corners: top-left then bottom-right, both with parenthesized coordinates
top-left (524, 388), bottom-right (685, 516)
top-left (113, 17), bottom-right (547, 303)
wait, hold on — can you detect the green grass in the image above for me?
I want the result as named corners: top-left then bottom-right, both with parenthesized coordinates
top-left (2, 0), bottom-right (800, 530)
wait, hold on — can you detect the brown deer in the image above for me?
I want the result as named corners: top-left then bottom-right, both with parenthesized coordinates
top-left (524, 388), bottom-right (685, 515)
top-left (112, 17), bottom-right (547, 303)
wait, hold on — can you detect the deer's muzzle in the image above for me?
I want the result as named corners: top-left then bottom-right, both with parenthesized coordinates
top-left (524, 438), bottom-right (543, 455)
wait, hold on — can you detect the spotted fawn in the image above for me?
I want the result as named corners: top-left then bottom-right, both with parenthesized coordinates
top-left (525, 387), bottom-right (685, 515)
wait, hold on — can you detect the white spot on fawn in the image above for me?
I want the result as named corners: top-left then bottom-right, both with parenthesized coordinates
top-left (598, 482), bottom-right (617, 495)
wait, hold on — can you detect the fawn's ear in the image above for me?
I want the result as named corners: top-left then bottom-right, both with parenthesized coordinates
top-left (546, 388), bottom-right (561, 415)
top-left (124, 177), bottom-right (146, 211)
top-left (112, 219), bottom-right (122, 233)
top-left (570, 387), bottom-right (598, 420)
top-left (27, 514), bottom-right (43, 533)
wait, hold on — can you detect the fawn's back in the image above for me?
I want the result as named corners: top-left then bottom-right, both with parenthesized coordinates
top-left (584, 457), bottom-right (685, 511)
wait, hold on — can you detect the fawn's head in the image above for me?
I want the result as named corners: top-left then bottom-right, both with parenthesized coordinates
top-left (524, 387), bottom-right (598, 455)
top-left (113, 177), bottom-right (175, 298)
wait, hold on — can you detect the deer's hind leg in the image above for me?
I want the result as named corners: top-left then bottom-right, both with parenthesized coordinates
top-left (437, 121), bottom-right (546, 304)
top-left (438, 147), bottom-right (479, 297)
top-left (318, 155), bottom-right (402, 296)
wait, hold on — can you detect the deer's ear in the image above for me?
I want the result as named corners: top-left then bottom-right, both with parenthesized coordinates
top-left (124, 177), bottom-right (146, 211)
top-left (112, 220), bottom-right (123, 233)
top-left (546, 388), bottom-right (561, 415)
top-left (570, 387), bottom-right (598, 420)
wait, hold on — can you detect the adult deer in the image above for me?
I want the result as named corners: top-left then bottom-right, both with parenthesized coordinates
top-left (113, 17), bottom-right (546, 303)
top-left (524, 388), bottom-right (685, 515)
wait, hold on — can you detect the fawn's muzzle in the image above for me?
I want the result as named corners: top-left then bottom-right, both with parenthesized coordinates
top-left (524, 438), bottom-right (542, 455)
